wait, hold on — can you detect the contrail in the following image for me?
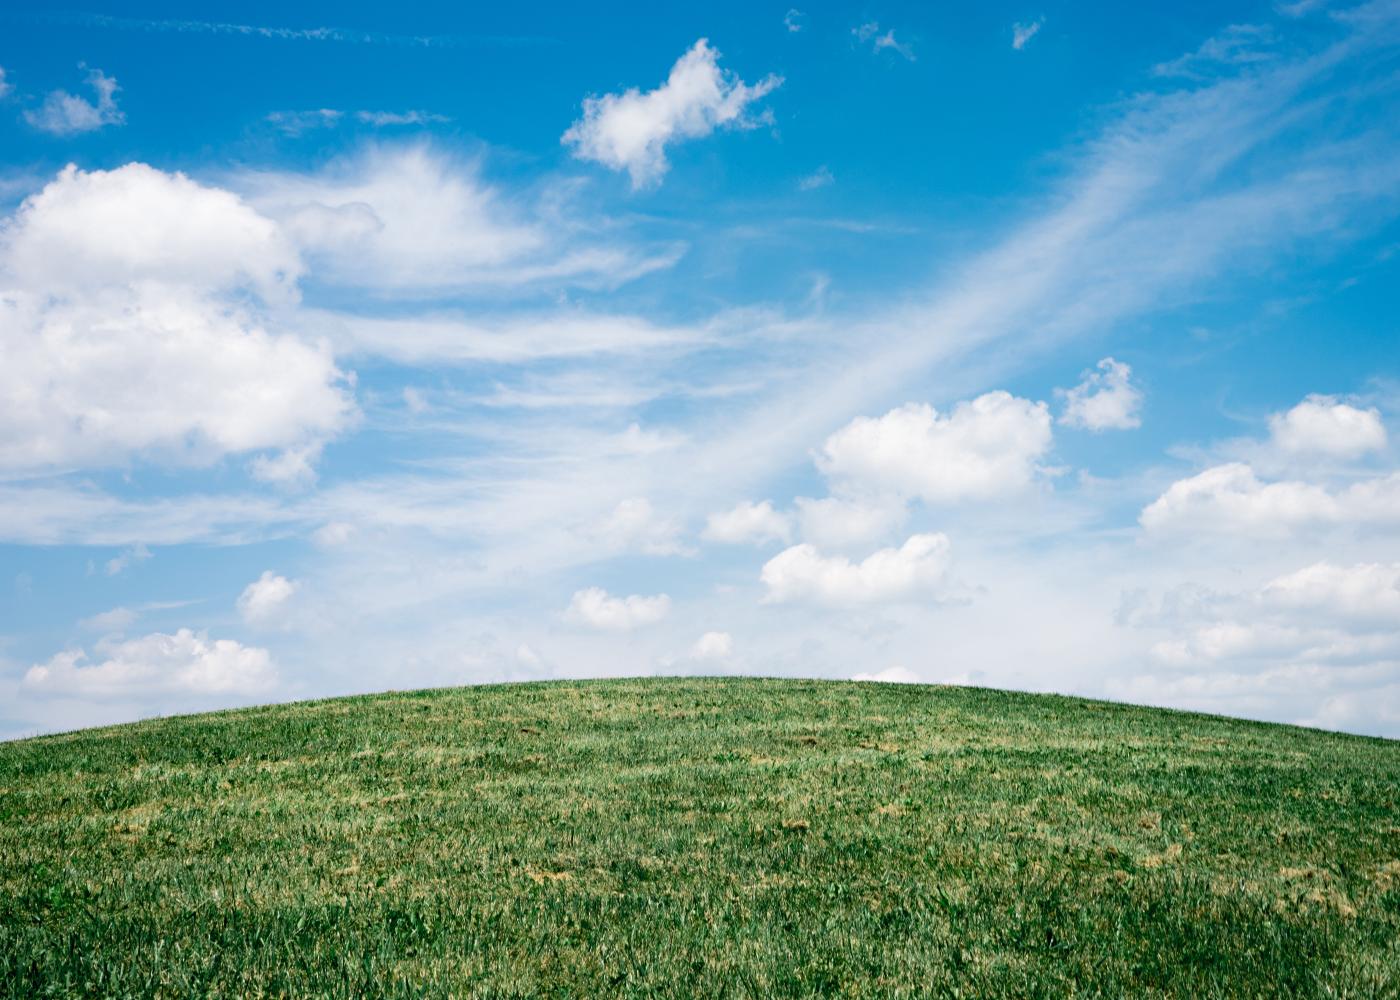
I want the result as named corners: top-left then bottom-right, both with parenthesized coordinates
top-left (8, 10), bottom-right (557, 48)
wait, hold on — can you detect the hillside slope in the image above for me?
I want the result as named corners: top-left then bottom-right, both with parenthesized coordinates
top-left (2, 677), bottom-right (1398, 997)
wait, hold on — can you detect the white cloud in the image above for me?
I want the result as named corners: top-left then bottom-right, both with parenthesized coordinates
top-left (690, 631), bottom-right (734, 660)
top-left (249, 444), bottom-right (323, 486)
top-left (3, 162), bottom-right (301, 300)
top-left (798, 166), bottom-right (834, 191)
top-left (23, 629), bottom-right (277, 697)
top-left (592, 497), bottom-right (690, 555)
top-left (237, 571), bottom-right (298, 625)
top-left (0, 67), bottom-right (12, 100)
top-left (561, 39), bottom-right (782, 188)
top-left (239, 145), bottom-right (670, 294)
top-left (0, 163), bottom-right (352, 475)
top-left (1267, 395), bottom-right (1387, 457)
top-left (1058, 357), bottom-right (1142, 431)
top-left (702, 500), bottom-right (792, 545)
top-left (566, 587), bottom-right (671, 630)
top-left (24, 67), bottom-right (125, 135)
top-left (105, 543), bottom-right (151, 577)
top-left (793, 496), bottom-right (906, 550)
top-left (853, 23), bottom-right (916, 61)
top-left (1012, 18), bottom-right (1044, 50)
top-left (312, 521), bottom-right (355, 547)
top-left (761, 533), bottom-right (950, 606)
top-left (817, 392), bottom-right (1053, 503)
top-left (784, 10), bottom-right (805, 33)
top-left (1153, 23), bottom-right (1276, 79)
top-left (1140, 463), bottom-right (1400, 536)
top-left (265, 109), bottom-right (451, 134)
top-left (80, 607), bottom-right (138, 633)
top-left (852, 665), bottom-right (920, 683)
top-left (1261, 562), bottom-right (1400, 626)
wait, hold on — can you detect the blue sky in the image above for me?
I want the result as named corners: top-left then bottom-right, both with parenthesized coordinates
top-left (2, 1), bottom-right (1399, 739)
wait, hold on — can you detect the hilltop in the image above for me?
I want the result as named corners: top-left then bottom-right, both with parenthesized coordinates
top-left (2, 677), bottom-right (1397, 997)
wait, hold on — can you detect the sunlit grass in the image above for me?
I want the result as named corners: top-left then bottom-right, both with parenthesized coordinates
top-left (2, 677), bottom-right (1398, 997)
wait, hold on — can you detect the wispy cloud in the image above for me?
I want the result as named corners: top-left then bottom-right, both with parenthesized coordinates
top-left (1012, 18), bottom-right (1044, 51)
top-left (23, 66), bottom-right (124, 135)
top-left (11, 10), bottom-right (556, 48)
top-left (854, 22), bottom-right (916, 61)
top-left (264, 109), bottom-right (451, 135)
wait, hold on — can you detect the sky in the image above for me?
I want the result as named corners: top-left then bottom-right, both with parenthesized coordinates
top-left (1, 0), bottom-right (1399, 740)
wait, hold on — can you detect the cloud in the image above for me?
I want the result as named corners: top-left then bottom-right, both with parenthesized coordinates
top-left (1268, 395), bottom-right (1387, 457)
top-left (1153, 24), bottom-right (1277, 78)
top-left (703, 500), bottom-right (792, 545)
top-left (817, 392), bottom-right (1053, 503)
top-left (0, 67), bottom-right (11, 100)
top-left (1012, 18), bottom-right (1044, 50)
top-left (265, 109), bottom-right (451, 135)
top-left (1058, 357), bottom-right (1142, 431)
top-left (1140, 463), bottom-right (1400, 536)
top-left (784, 10), bottom-right (805, 33)
top-left (798, 165), bottom-right (834, 191)
top-left (1125, 562), bottom-right (1400, 708)
top-left (0, 164), bottom-right (352, 476)
top-left (853, 23), bottom-right (916, 61)
top-left (3, 162), bottom-right (300, 299)
top-left (761, 533), bottom-right (950, 606)
top-left (105, 543), bottom-right (151, 577)
top-left (561, 39), bottom-right (782, 188)
top-left (592, 497), bottom-right (690, 555)
top-left (690, 631), bottom-right (733, 660)
top-left (80, 607), bottom-right (138, 633)
top-left (565, 587), bottom-right (671, 630)
top-left (237, 571), bottom-right (298, 625)
top-left (23, 630), bottom-right (277, 697)
top-left (851, 665), bottom-right (920, 683)
top-left (239, 144), bottom-right (673, 294)
top-left (24, 66), bottom-right (125, 135)
top-left (793, 496), bottom-right (906, 550)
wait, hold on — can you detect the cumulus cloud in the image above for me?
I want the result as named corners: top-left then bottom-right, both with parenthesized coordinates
top-left (1058, 357), bottom-right (1142, 431)
top-left (761, 533), bottom-right (950, 606)
top-left (1139, 463), bottom-right (1400, 536)
top-left (1117, 562), bottom-right (1400, 735)
top-left (1267, 395), bottom-right (1386, 457)
top-left (23, 629), bottom-right (277, 697)
top-left (24, 66), bottom-right (125, 135)
top-left (690, 631), bottom-right (734, 660)
top-left (1139, 563), bottom-right (1400, 684)
top-left (592, 497), bottom-right (690, 555)
top-left (566, 587), bottom-right (671, 630)
top-left (703, 500), bottom-right (792, 545)
top-left (817, 392), bottom-right (1053, 503)
top-left (0, 163), bottom-right (353, 475)
top-left (1012, 18), bottom-right (1044, 50)
top-left (0, 67), bottom-right (11, 100)
top-left (853, 23), bottom-right (915, 61)
top-left (237, 571), bottom-right (298, 625)
top-left (793, 496), bottom-right (906, 550)
top-left (3, 162), bottom-right (301, 300)
top-left (784, 10), bottom-right (805, 33)
top-left (561, 39), bottom-right (782, 188)
top-left (852, 665), bottom-right (921, 683)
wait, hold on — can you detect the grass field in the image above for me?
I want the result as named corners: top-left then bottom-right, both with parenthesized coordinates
top-left (2, 677), bottom-right (1398, 998)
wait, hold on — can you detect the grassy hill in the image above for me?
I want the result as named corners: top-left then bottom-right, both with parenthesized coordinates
top-left (2, 677), bottom-right (1398, 998)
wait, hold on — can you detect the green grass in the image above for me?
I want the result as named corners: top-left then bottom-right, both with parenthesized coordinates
top-left (2, 677), bottom-right (1399, 998)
